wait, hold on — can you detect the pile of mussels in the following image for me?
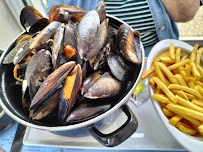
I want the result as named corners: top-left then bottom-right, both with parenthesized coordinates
top-left (3, 2), bottom-right (142, 125)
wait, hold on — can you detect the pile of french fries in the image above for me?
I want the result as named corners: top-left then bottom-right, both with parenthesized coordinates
top-left (142, 43), bottom-right (203, 136)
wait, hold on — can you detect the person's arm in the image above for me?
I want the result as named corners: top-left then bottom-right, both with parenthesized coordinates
top-left (161, 0), bottom-right (200, 22)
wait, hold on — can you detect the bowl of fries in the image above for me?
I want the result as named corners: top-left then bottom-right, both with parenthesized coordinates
top-left (144, 39), bottom-right (203, 152)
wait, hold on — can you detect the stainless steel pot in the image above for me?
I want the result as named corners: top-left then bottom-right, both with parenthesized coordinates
top-left (0, 15), bottom-right (145, 147)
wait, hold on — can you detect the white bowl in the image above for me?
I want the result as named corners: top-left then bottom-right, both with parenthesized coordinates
top-left (147, 39), bottom-right (203, 152)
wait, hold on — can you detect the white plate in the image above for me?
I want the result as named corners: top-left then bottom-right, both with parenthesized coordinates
top-left (147, 39), bottom-right (203, 152)
top-left (23, 99), bottom-right (185, 150)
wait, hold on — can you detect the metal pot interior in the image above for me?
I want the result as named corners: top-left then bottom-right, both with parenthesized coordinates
top-left (0, 15), bottom-right (142, 127)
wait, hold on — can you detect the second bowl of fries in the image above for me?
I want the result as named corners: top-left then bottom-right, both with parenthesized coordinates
top-left (144, 39), bottom-right (203, 151)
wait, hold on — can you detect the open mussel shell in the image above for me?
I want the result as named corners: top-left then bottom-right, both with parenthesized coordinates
top-left (107, 53), bottom-right (130, 81)
top-left (23, 49), bottom-right (52, 100)
top-left (20, 6), bottom-right (49, 33)
top-left (58, 64), bottom-right (82, 122)
top-left (52, 23), bottom-right (65, 69)
top-left (15, 34), bottom-right (32, 46)
top-left (96, 1), bottom-right (106, 22)
top-left (13, 37), bottom-right (35, 65)
top-left (117, 24), bottom-right (141, 64)
top-left (29, 18), bottom-right (49, 34)
top-left (29, 21), bottom-right (62, 51)
top-left (49, 5), bottom-right (88, 23)
top-left (30, 89), bottom-right (60, 120)
top-left (83, 72), bottom-right (121, 99)
top-left (66, 103), bottom-right (110, 123)
top-left (81, 70), bottom-right (102, 95)
top-left (29, 61), bottom-right (76, 111)
top-left (3, 38), bottom-right (31, 64)
top-left (63, 22), bottom-right (77, 49)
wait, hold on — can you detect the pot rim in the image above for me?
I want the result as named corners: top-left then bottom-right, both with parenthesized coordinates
top-left (0, 107), bottom-right (5, 118)
top-left (0, 14), bottom-right (145, 131)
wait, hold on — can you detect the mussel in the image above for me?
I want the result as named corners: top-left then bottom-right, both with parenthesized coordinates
top-left (82, 72), bottom-right (121, 99)
top-left (13, 37), bottom-right (36, 65)
top-left (117, 24), bottom-right (141, 64)
top-left (63, 22), bottom-right (77, 49)
top-left (52, 23), bottom-right (65, 69)
top-left (29, 21), bottom-right (62, 51)
top-left (107, 53), bottom-right (130, 81)
top-left (20, 6), bottom-right (49, 33)
top-left (49, 5), bottom-right (88, 23)
top-left (58, 64), bottom-right (82, 122)
top-left (23, 49), bottom-right (52, 100)
top-left (89, 43), bottom-right (111, 71)
top-left (29, 61), bottom-right (75, 110)
top-left (96, 1), bottom-right (106, 22)
top-left (30, 89), bottom-right (60, 120)
top-left (77, 10), bottom-right (108, 61)
top-left (3, 38), bottom-right (31, 64)
top-left (66, 103), bottom-right (110, 123)
top-left (81, 70), bottom-right (102, 95)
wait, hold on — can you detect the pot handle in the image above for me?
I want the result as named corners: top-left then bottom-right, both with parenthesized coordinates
top-left (88, 104), bottom-right (138, 147)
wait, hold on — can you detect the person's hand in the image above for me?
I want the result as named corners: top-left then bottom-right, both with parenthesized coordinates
top-left (162, 0), bottom-right (200, 22)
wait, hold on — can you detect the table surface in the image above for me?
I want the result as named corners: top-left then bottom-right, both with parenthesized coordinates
top-left (0, 120), bottom-right (188, 152)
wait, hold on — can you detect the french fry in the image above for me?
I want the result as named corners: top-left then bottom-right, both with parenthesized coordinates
top-left (190, 43), bottom-right (199, 63)
top-left (168, 84), bottom-right (202, 98)
top-left (196, 65), bottom-right (203, 79)
top-left (179, 67), bottom-right (189, 82)
top-left (180, 55), bottom-right (188, 61)
top-left (157, 62), bottom-right (179, 84)
top-left (152, 94), bottom-right (171, 104)
top-left (176, 113), bottom-right (201, 126)
top-left (154, 61), bottom-right (170, 86)
top-left (175, 48), bottom-right (181, 63)
top-left (191, 99), bottom-right (203, 108)
top-left (198, 124), bottom-right (203, 135)
top-left (196, 85), bottom-right (203, 96)
top-left (196, 47), bottom-right (203, 66)
top-left (153, 52), bottom-right (169, 63)
top-left (184, 92), bottom-right (195, 100)
top-left (172, 89), bottom-right (195, 100)
top-left (191, 62), bottom-right (201, 80)
top-left (185, 64), bottom-right (190, 77)
top-left (169, 43), bottom-right (175, 60)
top-left (169, 115), bottom-right (183, 126)
top-left (163, 108), bottom-right (175, 117)
top-left (155, 85), bottom-right (161, 94)
top-left (188, 77), bottom-right (203, 88)
top-left (187, 79), bottom-right (196, 89)
top-left (160, 56), bottom-right (175, 64)
top-left (175, 74), bottom-right (188, 87)
top-left (173, 48), bottom-right (182, 74)
top-left (153, 77), bottom-right (177, 103)
top-left (160, 103), bottom-right (167, 109)
top-left (149, 74), bottom-right (156, 85)
top-left (166, 104), bottom-right (203, 121)
top-left (177, 122), bottom-right (197, 135)
top-left (177, 91), bottom-right (189, 100)
top-left (168, 59), bottom-right (190, 71)
top-left (176, 95), bottom-right (203, 113)
top-left (141, 67), bottom-right (155, 80)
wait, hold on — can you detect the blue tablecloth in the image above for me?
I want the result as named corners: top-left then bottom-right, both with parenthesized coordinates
top-left (0, 122), bottom-right (187, 152)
